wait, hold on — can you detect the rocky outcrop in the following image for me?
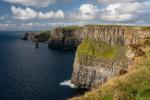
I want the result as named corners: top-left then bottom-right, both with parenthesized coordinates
top-left (22, 31), bottom-right (50, 42)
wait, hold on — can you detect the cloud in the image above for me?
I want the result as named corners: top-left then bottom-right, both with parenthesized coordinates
top-left (21, 21), bottom-right (87, 29)
top-left (3, 0), bottom-right (56, 7)
top-left (96, 0), bottom-right (143, 4)
top-left (3, 0), bottom-right (71, 7)
top-left (69, 4), bottom-right (98, 20)
top-left (67, 2), bottom-right (150, 24)
top-left (0, 15), bottom-right (8, 20)
top-left (100, 2), bottom-right (150, 22)
top-left (11, 6), bottom-right (64, 20)
top-left (2, 1), bottom-right (150, 31)
top-left (38, 10), bottom-right (64, 19)
top-left (0, 23), bottom-right (16, 30)
top-left (11, 6), bottom-right (37, 20)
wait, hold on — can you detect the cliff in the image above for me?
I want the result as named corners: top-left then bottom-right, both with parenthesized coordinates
top-left (23, 26), bottom-right (82, 49)
top-left (71, 39), bottom-right (129, 88)
top-left (23, 25), bottom-right (150, 48)
top-left (48, 27), bottom-right (82, 49)
top-left (71, 37), bottom-right (150, 100)
top-left (71, 25), bottom-right (150, 89)
top-left (23, 25), bottom-right (150, 89)
top-left (80, 25), bottom-right (150, 45)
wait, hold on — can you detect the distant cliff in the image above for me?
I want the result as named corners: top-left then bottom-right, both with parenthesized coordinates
top-left (23, 26), bottom-right (82, 49)
top-left (22, 31), bottom-right (50, 42)
top-left (23, 25), bottom-right (150, 48)
top-left (48, 27), bottom-right (82, 49)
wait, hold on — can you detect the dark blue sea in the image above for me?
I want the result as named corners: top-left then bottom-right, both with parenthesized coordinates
top-left (0, 31), bottom-right (80, 100)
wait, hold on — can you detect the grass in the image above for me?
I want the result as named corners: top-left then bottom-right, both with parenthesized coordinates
top-left (71, 40), bottom-right (150, 100)
top-left (140, 26), bottom-right (150, 31)
top-left (85, 24), bottom-right (150, 30)
top-left (77, 38), bottom-right (125, 60)
top-left (62, 26), bottom-right (81, 30)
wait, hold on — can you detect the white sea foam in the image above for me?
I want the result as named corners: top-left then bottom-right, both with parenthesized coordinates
top-left (60, 80), bottom-right (76, 88)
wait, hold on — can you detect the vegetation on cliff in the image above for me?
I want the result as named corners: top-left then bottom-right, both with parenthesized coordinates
top-left (77, 38), bottom-right (126, 60)
top-left (71, 38), bottom-right (150, 100)
top-left (63, 26), bottom-right (81, 30)
top-left (85, 24), bottom-right (150, 31)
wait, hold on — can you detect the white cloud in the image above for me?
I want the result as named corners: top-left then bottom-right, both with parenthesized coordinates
top-left (19, 21), bottom-right (86, 30)
top-left (22, 22), bottom-right (33, 26)
top-left (79, 4), bottom-right (97, 16)
top-left (100, 2), bottom-right (150, 22)
top-left (0, 23), bottom-right (16, 30)
top-left (11, 6), bottom-right (64, 20)
top-left (69, 4), bottom-right (98, 20)
top-left (1, 1), bottom-right (150, 31)
top-left (11, 6), bottom-right (37, 20)
top-left (96, 0), bottom-right (143, 4)
top-left (38, 10), bottom-right (64, 19)
top-left (3, 0), bottom-right (56, 7)
top-left (3, 0), bottom-right (71, 7)
top-left (66, 2), bottom-right (150, 23)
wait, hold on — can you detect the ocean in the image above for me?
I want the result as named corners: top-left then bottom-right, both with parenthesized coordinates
top-left (0, 31), bottom-right (80, 100)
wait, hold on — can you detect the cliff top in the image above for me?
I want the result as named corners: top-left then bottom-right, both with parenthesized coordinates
top-left (34, 24), bottom-right (150, 32)
top-left (84, 24), bottom-right (150, 31)
top-left (53, 26), bottom-right (81, 31)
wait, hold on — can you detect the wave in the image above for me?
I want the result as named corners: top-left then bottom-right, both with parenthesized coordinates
top-left (59, 80), bottom-right (76, 88)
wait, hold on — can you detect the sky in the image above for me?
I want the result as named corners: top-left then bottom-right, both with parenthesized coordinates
top-left (0, 0), bottom-right (150, 30)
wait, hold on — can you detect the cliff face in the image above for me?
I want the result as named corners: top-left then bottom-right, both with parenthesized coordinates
top-left (71, 54), bottom-right (129, 88)
top-left (71, 39), bottom-right (129, 88)
top-left (80, 25), bottom-right (150, 45)
top-left (48, 27), bottom-right (82, 49)
top-left (71, 25), bottom-right (150, 89)
top-left (23, 27), bottom-right (82, 49)
top-left (23, 25), bottom-right (150, 45)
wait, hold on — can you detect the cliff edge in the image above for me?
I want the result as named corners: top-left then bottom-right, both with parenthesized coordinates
top-left (71, 25), bottom-right (150, 89)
